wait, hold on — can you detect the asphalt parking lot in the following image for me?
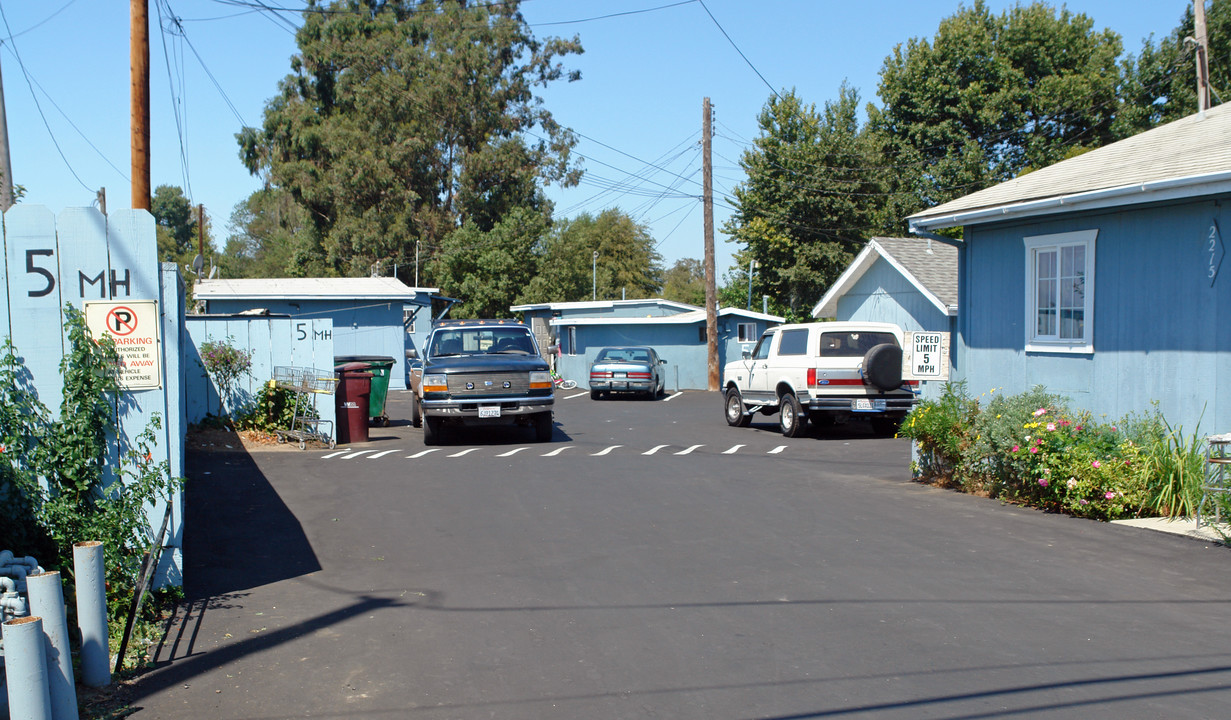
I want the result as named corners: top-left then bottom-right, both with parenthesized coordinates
top-left (124, 390), bottom-right (1231, 719)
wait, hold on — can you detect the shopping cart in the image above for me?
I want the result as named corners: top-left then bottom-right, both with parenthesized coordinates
top-left (272, 366), bottom-right (339, 449)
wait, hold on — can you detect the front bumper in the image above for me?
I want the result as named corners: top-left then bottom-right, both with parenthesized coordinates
top-left (422, 395), bottom-right (554, 420)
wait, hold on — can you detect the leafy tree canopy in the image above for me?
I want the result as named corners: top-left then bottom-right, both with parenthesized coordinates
top-left (428, 207), bottom-right (548, 319)
top-left (868, 0), bottom-right (1122, 216)
top-left (723, 87), bottom-right (874, 315)
top-left (152, 184), bottom-right (199, 261)
top-left (660, 258), bottom-right (706, 306)
top-left (518, 209), bottom-right (664, 305)
top-left (237, 0), bottom-right (582, 277)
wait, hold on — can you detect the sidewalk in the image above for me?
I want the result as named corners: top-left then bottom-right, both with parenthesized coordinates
top-left (1112, 516), bottom-right (1230, 544)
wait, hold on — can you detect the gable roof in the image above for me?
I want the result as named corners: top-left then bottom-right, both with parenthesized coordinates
top-left (909, 103), bottom-right (1231, 232)
top-left (812, 237), bottom-right (958, 318)
top-left (194, 277), bottom-right (436, 301)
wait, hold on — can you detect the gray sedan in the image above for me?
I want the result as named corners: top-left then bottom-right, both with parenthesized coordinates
top-left (588, 346), bottom-right (667, 399)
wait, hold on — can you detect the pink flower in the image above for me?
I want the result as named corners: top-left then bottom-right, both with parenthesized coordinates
top-left (1104, 491), bottom-right (1115, 500)
top-left (1092, 460), bottom-right (1101, 469)
top-left (1075, 425), bottom-right (1083, 431)
top-left (1030, 446), bottom-right (1039, 454)
top-left (1012, 445), bottom-right (1020, 452)
top-left (1033, 408), bottom-right (1047, 417)
top-left (1080, 499), bottom-right (1089, 505)
top-left (1038, 478), bottom-right (1049, 487)
top-left (1046, 423), bottom-right (1056, 431)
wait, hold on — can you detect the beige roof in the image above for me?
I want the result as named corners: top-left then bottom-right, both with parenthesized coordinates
top-left (813, 237), bottom-right (957, 318)
top-left (909, 103), bottom-right (1231, 231)
top-left (194, 277), bottom-right (436, 300)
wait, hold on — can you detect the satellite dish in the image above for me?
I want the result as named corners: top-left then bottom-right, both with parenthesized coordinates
top-left (208, 265), bottom-right (219, 279)
top-left (192, 254), bottom-right (205, 275)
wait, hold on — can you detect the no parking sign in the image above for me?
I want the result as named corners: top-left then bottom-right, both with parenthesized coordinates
top-left (85, 300), bottom-right (162, 390)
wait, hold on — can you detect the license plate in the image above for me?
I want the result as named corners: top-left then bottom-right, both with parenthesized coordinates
top-left (852, 398), bottom-right (885, 412)
top-left (478, 406), bottom-right (501, 418)
top-left (614, 372), bottom-right (626, 378)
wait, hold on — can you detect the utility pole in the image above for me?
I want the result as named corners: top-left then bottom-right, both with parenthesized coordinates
top-left (703, 98), bottom-right (718, 390)
top-left (1194, 0), bottom-right (1212, 115)
top-left (0, 52), bottom-right (12, 213)
top-left (132, 0), bottom-right (151, 210)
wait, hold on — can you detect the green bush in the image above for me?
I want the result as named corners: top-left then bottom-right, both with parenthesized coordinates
top-left (236, 381), bottom-right (312, 433)
top-left (902, 384), bottom-right (1212, 522)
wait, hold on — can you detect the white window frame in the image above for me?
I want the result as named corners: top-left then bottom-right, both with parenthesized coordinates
top-left (737, 322), bottom-right (757, 342)
top-left (1023, 229), bottom-right (1096, 354)
top-left (566, 326), bottom-right (577, 356)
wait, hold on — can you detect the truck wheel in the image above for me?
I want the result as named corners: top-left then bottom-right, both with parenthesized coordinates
top-left (534, 412), bottom-right (554, 442)
top-left (779, 393), bottom-right (808, 438)
top-left (410, 394), bottom-right (422, 428)
top-left (423, 416), bottom-right (442, 445)
top-left (725, 388), bottom-right (752, 427)
top-left (863, 343), bottom-right (904, 391)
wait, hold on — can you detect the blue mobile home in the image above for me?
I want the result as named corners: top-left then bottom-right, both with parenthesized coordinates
top-left (812, 237), bottom-right (958, 400)
top-left (194, 277), bottom-right (436, 390)
top-left (512, 299), bottom-right (782, 390)
top-left (908, 104), bottom-right (1231, 434)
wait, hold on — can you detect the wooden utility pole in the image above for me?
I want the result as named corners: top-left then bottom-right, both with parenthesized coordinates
top-left (0, 53), bottom-right (13, 212)
top-left (1195, 0), bottom-right (1212, 114)
top-left (132, 0), bottom-right (150, 210)
top-left (703, 97), bottom-right (718, 391)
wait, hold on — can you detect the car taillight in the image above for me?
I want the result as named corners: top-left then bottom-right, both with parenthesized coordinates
top-left (807, 368), bottom-right (817, 387)
top-left (590, 371), bottom-right (612, 379)
top-left (627, 372), bottom-right (651, 379)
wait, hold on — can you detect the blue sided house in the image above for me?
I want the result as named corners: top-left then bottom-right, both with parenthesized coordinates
top-left (907, 103), bottom-right (1231, 434)
top-left (193, 277), bottom-right (437, 390)
top-left (512, 299), bottom-right (783, 390)
top-left (811, 237), bottom-right (958, 400)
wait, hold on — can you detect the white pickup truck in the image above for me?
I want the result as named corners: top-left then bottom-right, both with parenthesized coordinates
top-left (722, 321), bottom-right (918, 437)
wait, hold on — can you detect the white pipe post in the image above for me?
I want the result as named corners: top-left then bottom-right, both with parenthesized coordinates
top-left (2, 616), bottom-right (54, 720)
top-left (73, 541), bottom-right (111, 687)
top-left (27, 571), bottom-right (78, 720)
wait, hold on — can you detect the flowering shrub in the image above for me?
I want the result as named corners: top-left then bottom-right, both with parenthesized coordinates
top-left (199, 337), bottom-right (253, 422)
top-left (901, 385), bottom-right (1210, 522)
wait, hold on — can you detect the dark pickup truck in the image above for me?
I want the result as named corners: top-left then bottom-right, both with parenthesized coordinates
top-left (407, 319), bottom-right (554, 445)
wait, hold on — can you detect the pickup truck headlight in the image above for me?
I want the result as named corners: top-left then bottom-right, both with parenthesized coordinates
top-left (422, 374), bottom-right (448, 393)
top-left (529, 371), bottom-right (553, 390)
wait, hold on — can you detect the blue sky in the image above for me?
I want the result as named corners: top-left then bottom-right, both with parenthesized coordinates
top-left (0, 0), bottom-right (1192, 281)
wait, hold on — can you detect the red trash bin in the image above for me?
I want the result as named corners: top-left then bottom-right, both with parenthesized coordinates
top-left (335, 363), bottom-right (373, 444)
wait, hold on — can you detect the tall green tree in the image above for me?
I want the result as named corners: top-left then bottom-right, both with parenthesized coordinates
top-left (724, 86), bottom-right (878, 317)
top-left (151, 185), bottom-right (199, 261)
top-left (237, 0), bottom-right (582, 277)
top-left (519, 209), bottom-right (664, 305)
top-left (660, 258), bottom-right (706, 306)
top-left (429, 207), bottom-right (548, 318)
top-left (868, 0), bottom-right (1123, 222)
top-left (219, 189), bottom-right (318, 279)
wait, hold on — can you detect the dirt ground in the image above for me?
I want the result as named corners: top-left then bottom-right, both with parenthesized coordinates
top-left (185, 425), bottom-right (327, 453)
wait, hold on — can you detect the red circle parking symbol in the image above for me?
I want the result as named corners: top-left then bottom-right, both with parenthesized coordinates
top-left (107, 306), bottom-right (138, 336)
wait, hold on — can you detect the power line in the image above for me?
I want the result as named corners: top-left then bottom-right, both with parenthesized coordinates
top-left (0, 2), bottom-right (94, 194)
top-left (696, 0), bottom-right (778, 100)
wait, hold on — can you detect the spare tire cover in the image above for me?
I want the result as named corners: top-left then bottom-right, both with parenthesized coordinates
top-left (863, 343), bottom-right (903, 391)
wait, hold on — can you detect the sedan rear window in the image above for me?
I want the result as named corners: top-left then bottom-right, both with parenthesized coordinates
top-left (818, 331), bottom-right (898, 358)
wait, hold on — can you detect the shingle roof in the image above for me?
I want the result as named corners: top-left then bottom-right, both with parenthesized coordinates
top-left (194, 277), bottom-right (436, 300)
top-left (812, 237), bottom-right (957, 318)
top-left (909, 103), bottom-right (1231, 230)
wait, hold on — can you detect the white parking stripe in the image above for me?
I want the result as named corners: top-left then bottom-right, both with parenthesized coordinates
top-left (591, 445), bottom-right (622, 456)
top-left (768, 445), bottom-right (788, 454)
top-left (496, 447), bottom-right (531, 457)
top-left (565, 391), bottom-right (589, 400)
top-left (448, 448), bottom-right (479, 458)
top-left (367, 449), bottom-right (402, 459)
top-left (643, 444), bottom-right (670, 455)
top-left (675, 445), bottom-right (704, 455)
top-left (542, 446), bottom-right (574, 457)
top-left (322, 450), bottom-right (350, 459)
top-left (722, 444), bottom-right (745, 454)
top-left (407, 449), bottom-right (440, 459)
top-left (662, 391), bottom-right (684, 402)
top-left (341, 450), bottom-right (374, 459)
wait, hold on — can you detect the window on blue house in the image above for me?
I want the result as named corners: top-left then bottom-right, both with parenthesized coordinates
top-left (1024, 230), bottom-right (1096, 353)
top-left (737, 322), bottom-right (757, 342)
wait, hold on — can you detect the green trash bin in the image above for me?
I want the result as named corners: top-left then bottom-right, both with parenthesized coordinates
top-left (334, 355), bottom-right (395, 426)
